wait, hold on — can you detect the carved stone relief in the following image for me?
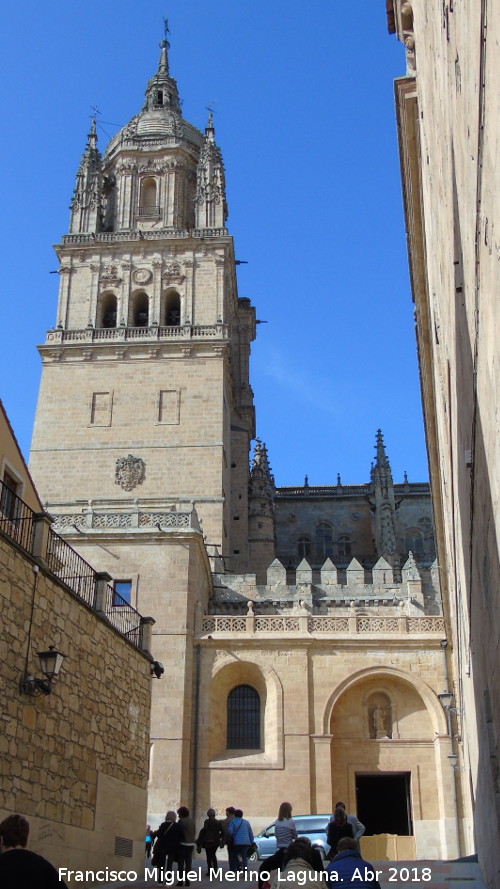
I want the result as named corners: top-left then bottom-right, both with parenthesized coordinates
top-left (115, 454), bottom-right (146, 492)
top-left (133, 268), bottom-right (152, 285)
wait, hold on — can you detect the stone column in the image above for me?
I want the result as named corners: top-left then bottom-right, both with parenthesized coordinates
top-left (311, 735), bottom-right (333, 813)
top-left (215, 257), bottom-right (225, 322)
top-left (151, 257), bottom-right (162, 325)
top-left (88, 262), bottom-right (100, 327)
top-left (121, 260), bottom-right (132, 326)
top-left (57, 266), bottom-right (73, 328)
top-left (184, 259), bottom-right (194, 325)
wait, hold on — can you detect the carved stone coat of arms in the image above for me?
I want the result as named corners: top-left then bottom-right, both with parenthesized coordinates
top-left (115, 454), bottom-right (146, 491)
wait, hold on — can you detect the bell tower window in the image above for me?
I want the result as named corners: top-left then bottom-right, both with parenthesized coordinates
top-left (139, 178), bottom-right (159, 217)
top-left (165, 291), bottom-right (181, 326)
top-left (99, 293), bottom-right (117, 329)
top-left (132, 292), bottom-right (149, 328)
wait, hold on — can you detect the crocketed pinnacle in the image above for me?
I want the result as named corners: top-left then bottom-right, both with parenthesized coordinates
top-left (249, 440), bottom-right (275, 503)
top-left (371, 429), bottom-right (393, 486)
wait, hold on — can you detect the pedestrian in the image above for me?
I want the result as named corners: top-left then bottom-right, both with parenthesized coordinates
top-left (145, 824), bottom-right (153, 859)
top-left (274, 801), bottom-right (298, 850)
top-left (0, 813), bottom-right (68, 889)
top-left (226, 808), bottom-right (254, 873)
top-left (220, 806), bottom-right (237, 871)
top-left (196, 808), bottom-right (225, 875)
top-left (280, 838), bottom-right (324, 889)
top-left (152, 811), bottom-right (182, 882)
top-left (329, 801), bottom-right (365, 844)
top-left (220, 806), bottom-right (236, 848)
top-left (176, 805), bottom-right (197, 886)
top-left (326, 806), bottom-right (353, 858)
top-left (327, 837), bottom-right (381, 888)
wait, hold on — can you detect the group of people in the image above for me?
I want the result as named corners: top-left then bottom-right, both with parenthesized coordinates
top-left (257, 801), bottom-right (380, 889)
top-left (149, 805), bottom-right (254, 885)
top-left (149, 800), bottom-right (380, 887)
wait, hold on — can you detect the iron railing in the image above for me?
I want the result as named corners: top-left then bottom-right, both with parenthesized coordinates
top-left (46, 529), bottom-right (97, 608)
top-left (0, 481), bottom-right (144, 649)
top-left (105, 584), bottom-right (142, 647)
top-left (0, 479), bottom-right (35, 552)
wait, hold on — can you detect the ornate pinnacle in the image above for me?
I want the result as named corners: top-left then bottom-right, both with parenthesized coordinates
top-left (371, 429), bottom-right (393, 486)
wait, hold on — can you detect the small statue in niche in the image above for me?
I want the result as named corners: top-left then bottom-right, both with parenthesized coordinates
top-left (368, 693), bottom-right (393, 739)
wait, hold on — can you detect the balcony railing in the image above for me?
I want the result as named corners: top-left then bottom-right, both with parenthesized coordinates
top-left (0, 482), bottom-right (35, 552)
top-left (138, 205), bottom-right (161, 217)
top-left (0, 480), bottom-right (144, 649)
top-left (105, 583), bottom-right (141, 647)
top-left (200, 614), bottom-right (445, 636)
top-left (46, 529), bottom-right (97, 608)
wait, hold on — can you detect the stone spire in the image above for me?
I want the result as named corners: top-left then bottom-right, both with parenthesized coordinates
top-left (371, 429), bottom-right (394, 487)
top-left (142, 26), bottom-right (182, 114)
top-left (195, 111), bottom-right (227, 229)
top-left (248, 440), bottom-right (276, 582)
top-left (369, 429), bottom-right (398, 560)
top-left (69, 119), bottom-right (103, 234)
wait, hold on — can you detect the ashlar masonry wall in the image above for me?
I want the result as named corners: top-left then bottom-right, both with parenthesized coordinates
top-left (0, 531), bottom-right (152, 884)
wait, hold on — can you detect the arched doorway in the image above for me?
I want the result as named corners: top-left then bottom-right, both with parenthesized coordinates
top-left (325, 667), bottom-right (452, 860)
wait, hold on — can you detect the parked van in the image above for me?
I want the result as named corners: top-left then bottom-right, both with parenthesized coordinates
top-left (250, 814), bottom-right (330, 860)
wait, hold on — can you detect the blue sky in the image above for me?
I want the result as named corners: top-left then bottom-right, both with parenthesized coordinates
top-left (0, 1), bottom-right (428, 487)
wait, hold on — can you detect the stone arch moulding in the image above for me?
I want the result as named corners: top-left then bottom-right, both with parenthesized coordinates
top-left (322, 665), bottom-right (448, 737)
top-left (205, 655), bottom-right (284, 769)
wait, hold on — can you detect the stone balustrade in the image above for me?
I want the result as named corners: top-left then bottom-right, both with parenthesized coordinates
top-left (200, 614), bottom-right (445, 636)
top-left (45, 323), bottom-right (228, 344)
top-left (52, 510), bottom-right (195, 531)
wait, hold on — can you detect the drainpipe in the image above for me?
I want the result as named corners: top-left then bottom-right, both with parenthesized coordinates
top-left (439, 640), bottom-right (462, 856)
top-left (192, 644), bottom-right (201, 822)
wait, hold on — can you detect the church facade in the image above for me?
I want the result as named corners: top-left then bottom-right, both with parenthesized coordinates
top-left (29, 32), bottom-right (469, 860)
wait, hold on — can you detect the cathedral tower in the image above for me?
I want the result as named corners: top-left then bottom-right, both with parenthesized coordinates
top-left (29, 32), bottom-right (256, 820)
top-left (30, 34), bottom-right (255, 571)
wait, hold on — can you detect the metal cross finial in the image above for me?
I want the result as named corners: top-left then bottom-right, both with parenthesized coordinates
top-left (90, 105), bottom-right (101, 119)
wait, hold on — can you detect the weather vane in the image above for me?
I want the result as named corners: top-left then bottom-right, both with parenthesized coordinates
top-left (90, 105), bottom-right (101, 119)
top-left (163, 17), bottom-right (170, 48)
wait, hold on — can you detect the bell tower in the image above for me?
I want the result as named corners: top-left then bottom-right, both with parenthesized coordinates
top-left (30, 33), bottom-right (256, 572)
top-left (29, 31), bottom-right (256, 820)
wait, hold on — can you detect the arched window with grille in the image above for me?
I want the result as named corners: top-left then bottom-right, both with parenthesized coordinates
top-left (140, 178), bottom-right (159, 216)
top-left (227, 684), bottom-right (260, 749)
top-left (315, 522), bottom-right (333, 563)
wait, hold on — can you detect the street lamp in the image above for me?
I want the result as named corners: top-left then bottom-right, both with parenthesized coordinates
top-left (20, 645), bottom-right (65, 696)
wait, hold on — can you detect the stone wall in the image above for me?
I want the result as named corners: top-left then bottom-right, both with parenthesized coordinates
top-left (391, 0), bottom-right (500, 883)
top-left (0, 530), bottom-right (152, 883)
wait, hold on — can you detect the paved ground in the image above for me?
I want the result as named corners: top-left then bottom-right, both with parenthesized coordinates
top-left (95, 854), bottom-right (486, 889)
